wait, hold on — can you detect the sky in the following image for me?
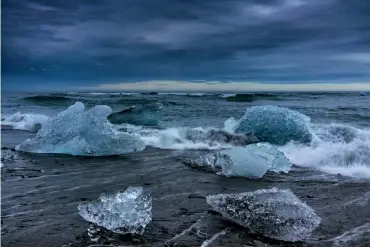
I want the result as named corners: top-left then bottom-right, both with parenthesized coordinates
top-left (1, 0), bottom-right (370, 91)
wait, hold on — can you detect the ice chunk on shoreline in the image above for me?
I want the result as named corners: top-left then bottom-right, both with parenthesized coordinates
top-left (234, 105), bottom-right (312, 145)
top-left (16, 102), bottom-right (145, 156)
top-left (78, 186), bottom-right (152, 235)
top-left (244, 143), bottom-right (291, 173)
top-left (181, 143), bottom-right (291, 178)
top-left (218, 147), bottom-right (270, 178)
top-left (207, 188), bottom-right (321, 242)
top-left (1, 112), bottom-right (49, 132)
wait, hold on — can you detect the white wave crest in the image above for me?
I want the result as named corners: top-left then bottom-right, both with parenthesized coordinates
top-left (1, 112), bottom-right (49, 132)
top-left (114, 124), bottom-right (255, 150)
top-left (219, 93), bottom-right (236, 98)
top-left (280, 123), bottom-right (370, 178)
top-left (67, 92), bottom-right (140, 96)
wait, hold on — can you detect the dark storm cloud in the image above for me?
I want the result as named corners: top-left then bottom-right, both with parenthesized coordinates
top-left (2, 0), bottom-right (370, 88)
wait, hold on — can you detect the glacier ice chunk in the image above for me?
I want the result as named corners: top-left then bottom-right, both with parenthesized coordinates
top-left (234, 105), bottom-right (312, 145)
top-left (78, 186), bottom-right (152, 235)
top-left (217, 147), bottom-right (270, 178)
top-left (242, 143), bottom-right (291, 173)
top-left (16, 102), bottom-right (145, 156)
top-left (206, 187), bottom-right (321, 242)
top-left (181, 143), bottom-right (291, 178)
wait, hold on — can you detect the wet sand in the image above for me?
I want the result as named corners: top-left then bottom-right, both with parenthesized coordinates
top-left (1, 129), bottom-right (370, 247)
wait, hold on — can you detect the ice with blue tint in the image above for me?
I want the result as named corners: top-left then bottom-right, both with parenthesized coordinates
top-left (244, 143), bottom-right (291, 173)
top-left (181, 143), bottom-right (291, 178)
top-left (78, 186), bottom-right (152, 235)
top-left (206, 187), bottom-right (321, 242)
top-left (217, 147), bottom-right (270, 178)
top-left (16, 102), bottom-right (145, 156)
top-left (233, 105), bottom-right (312, 145)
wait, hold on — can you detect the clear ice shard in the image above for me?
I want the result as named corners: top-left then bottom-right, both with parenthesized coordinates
top-left (16, 102), bottom-right (146, 156)
top-left (218, 147), bottom-right (270, 178)
top-left (234, 105), bottom-right (312, 145)
top-left (181, 143), bottom-right (291, 178)
top-left (241, 143), bottom-right (292, 173)
top-left (78, 186), bottom-right (152, 235)
top-left (206, 187), bottom-right (321, 242)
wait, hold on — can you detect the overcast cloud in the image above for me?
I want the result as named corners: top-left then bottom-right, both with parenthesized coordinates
top-left (2, 0), bottom-right (370, 90)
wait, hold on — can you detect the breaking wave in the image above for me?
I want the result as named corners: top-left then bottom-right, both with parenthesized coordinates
top-left (5, 101), bottom-right (370, 178)
top-left (1, 112), bottom-right (49, 132)
top-left (108, 103), bottom-right (162, 126)
top-left (22, 95), bottom-right (74, 105)
top-left (222, 106), bottom-right (370, 179)
top-left (115, 125), bottom-right (258, 150)
top-left (280, 123), bottom-right (370, 178)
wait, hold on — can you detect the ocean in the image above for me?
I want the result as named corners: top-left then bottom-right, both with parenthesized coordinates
top-left (1, 91), bottom-right (370, 247)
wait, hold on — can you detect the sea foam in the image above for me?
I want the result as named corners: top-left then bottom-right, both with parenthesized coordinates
top-left (280, 123), bottom-right (370, 178)
top-left (2, 112), bottom-right (49, 132)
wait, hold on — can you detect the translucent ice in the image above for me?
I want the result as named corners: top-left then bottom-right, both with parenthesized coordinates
top-left (78, 186), bottom-right (152, 235)
top-left (243, 143), bottom-right (291, 173)
top-left (217, 147), bottom-right (270, 178)
top-left (206, 188), bottom-right (321, 242)
top-left (16, 102), bottom-right (145, 156)
top-left (234, 105), bottom-right (312, 145)
top-left (181, 143), bottom-right (291, 178)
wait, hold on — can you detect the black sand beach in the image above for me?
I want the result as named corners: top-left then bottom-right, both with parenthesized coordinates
top-left (2, 128), bottom-right (370, 247)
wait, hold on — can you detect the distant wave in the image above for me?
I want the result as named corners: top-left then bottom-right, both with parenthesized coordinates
top-left (22, 95), bottom-right (74, 106)
top-left (23, 95), bottom-right (72, 102)
top-left (67, 92), bottom-right (140, 96)
top-left (219, 93), bottom-right (236, 98)
top-left (222, 93), bottom-right (284, 102)
top-left (157, 92), bottom-right (213, 97)
top-left (108, 103), bottom-right (162, 126)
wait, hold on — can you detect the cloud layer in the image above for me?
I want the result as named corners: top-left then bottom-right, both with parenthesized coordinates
top-left (2, 0), bottom-right (370, 89)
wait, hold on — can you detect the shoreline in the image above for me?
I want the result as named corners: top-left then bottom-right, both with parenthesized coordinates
top-left (2, 129), bottom-right (370, 246)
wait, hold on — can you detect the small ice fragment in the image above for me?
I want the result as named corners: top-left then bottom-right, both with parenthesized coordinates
top-left (78, 186), bottom-right (152, 235)
top-left (206, 187), bottom-right (321, 242)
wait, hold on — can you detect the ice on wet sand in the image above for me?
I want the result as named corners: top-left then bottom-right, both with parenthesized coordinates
top-left (181, 143), bottom-right (291, 178)
top-left (78, 186), bottom-right (152, 235)
top-left (206, 187), bottom-right (321, 241)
